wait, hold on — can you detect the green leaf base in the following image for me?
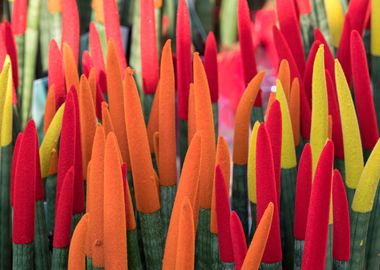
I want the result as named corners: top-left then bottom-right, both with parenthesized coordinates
top-left (195, 208), bottom-right (212, 270)
top-left (232, 164), bottom-right (249, 237)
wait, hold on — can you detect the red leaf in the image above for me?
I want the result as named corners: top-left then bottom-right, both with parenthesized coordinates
top-left (61, 0), bottom-right (80, 63)
top-left (82, 50), bottom-right (95, 78)
top-left (256, 124), bottom-right (282, 263)
top-left (230, 211), bottom-right (247, 270)
top-left (238, 0), bottom-right (261, 106)
top-left (337, 16), bottom-right (352, 85)
top-left (295, 0), bottom-right (311, 15)
top-left (12, 0), bottom-right (27, 35)
top-left (35, 133), bottom-right (44, 201)
top-left (11, 133), bottom-right (23, 208)
top-left (3, 22), bottom-right (19, 90)
top-left (265, 100), bottom-right (282, 205)
top-left (176, 0), bottom-right (192, 120)
top-left (276, 0), bottom-right (305, 76)
top-left (346, 0), bottom-right (369, 35)
top-left (13, 120), bottom-right (37, 244)
top-left (70, 87), bottom-right (84, 214)
top-left (48, 40), bottom-right (65, 109)
top-left (332, 170), bottom-right (350, 261)
top-left (215, 165), bottom-right (234, 263)
top-left (53, 167), bottom-right (74, 248)
top-left (89, 23), bottom-right (107, 92)
top-left (314, 28), bottom-right (335, 81)
top-left (325, 71), bottom-right (344, 159)
top-left (351, 30), bottom-right (379, 150)
top-left (294, 144), bottom-right (312, 240)
top-left (302, 140), bottom-right (334, 269)
top-left (140, 0), bottom-right (159, 94)
top-left (56, 92), bottom-right (76, 209)
top-left (103, 0), bottom-right (127, 71)
top-left (273, 26), bottom-right (311, 140)
top-left (204, 32), bottom-right (219, 103)
top-left (303, 40), bottom-right (321, 103)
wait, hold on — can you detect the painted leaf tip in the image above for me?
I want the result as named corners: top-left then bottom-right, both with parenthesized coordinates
top-left (215, 165), bottom-right (234, 263)
top-left (256, 124), bottom-right (282, 263)
top-left (294, 143), bottom-right (312, 240)
top-left (12, 120), bottom-right (37, 244)
top-left (53, 167), bottom-right (75, 248)
top-left (332, 170), bottom-right (350, 261)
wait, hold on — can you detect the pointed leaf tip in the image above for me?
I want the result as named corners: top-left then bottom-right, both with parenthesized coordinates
top-left (53, 167), bottom-right (74, 248)
top-left (215, 165), bottom-right (234, 263)
top-left (265, 100), bottom-right (282, 203)
top-left (176, 0), bottom-right (192, 120)
top-left (13, 120), bottom-right (37, 244)
top-left (275, 79), bottom-right (296, 168)
top-left (351, 30), bottom-right (379, 150)
top-left (256, 124), bottom-right (282, 263)
top-left (68, 214), bottom-right (88, 269)
top-left (238, 0), bottom-right (260, 106)
top-left (70, 88), bottom-right (84, 214)
top-left (247, 122), bottom-right (261, 204)
top-left (140, 0), bottom-right (159, 95)
top-left (241, 202), bottom-right (274, 270)
top-left (103, 132), bottom-right (127, 269)
top-left (332, 170), bottom-right (350, 261)
top-left (48, 40), bottom-right (65, 109)
top-left (123, 68), bottom-right (160, 213)
top-left (193, 53), bottom-right (216, 208)
top-left (211, 136), bottom-right (231, 233)
top-left (162, 133), bottom-right (202, 269)
top-left (335, 59), bottom-right (364, 189)
top-left (175, 197), bottom-right (195, 270)
top-left (57, 93), bottom-right (76, 210)
top-left (310, 45), bottom-right (329, 175)
top-left (294, 144), bottom-right (312, 240)
top-left (352, 139), bottom-right (380, 212)
top-left (230, 211), bottom-right (248, 270)
top-left (233, 72), bottom-right (264, 165)
top-left (205, 32), bottom-right (219, 103)
top-left (325, 70), bottom-right (344, 159)
top-left (158, 40), bottom-right (177, 186)
top-left (88, 125), bottom-right (106, 267)
top-left (302, 140), bottom-right (334, 269)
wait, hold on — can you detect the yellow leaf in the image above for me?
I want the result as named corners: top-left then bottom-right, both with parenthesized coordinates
top-left (276, 79), bottom-right (297, 168)
top-left (335, 60), bottom-right (364, 189)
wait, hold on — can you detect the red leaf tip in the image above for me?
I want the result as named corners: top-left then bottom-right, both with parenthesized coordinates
top-left (350, 30), bottom-right (379, 150)
top-left (332, 170), bottom-right (350, 261)
top-left (13, 120), bottom-right (37, 244)
top-left (215, 165), bottom-right (234, 263)
top-left (230, 211), bottom-right (247, 270)
top-left (53, 167), bottom-right (75, 248)
top-left (12, 0), bottom-right (27, 35)
top-left (205, 32), bottom-right (219, 103)
top-left (256, 124), bottom-right (282, 263)
top-left (294, 143), bottom-right (312, 240)
top-left (176, 0), bottom-right (192, 120)
top-left (302, 140), bottom-right (334, 269)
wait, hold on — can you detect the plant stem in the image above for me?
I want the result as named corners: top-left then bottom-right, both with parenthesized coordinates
top-left (12, 243), bottom-right (34, 270)
top-left (0, 144), bottom-right (12, 269)
top-left (232, 164), bottom-right (248, 237)
top-left (195, 208), bottom-right (212, 270)
top-left (138, 210), bottom-right (164, 270)
top-left (34, 200), bottom-right (51, 270)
